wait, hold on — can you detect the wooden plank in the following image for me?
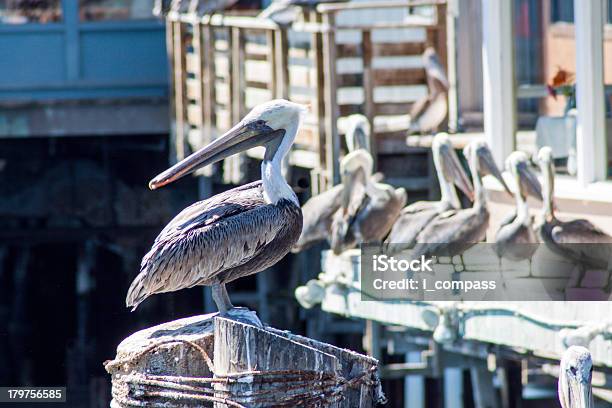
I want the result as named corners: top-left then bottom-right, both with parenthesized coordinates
top-left (185, 78), bottom-right (199, 100)
top-left (373, 68), bottom-right (426, 86)
top-left (362, 30), bottom-right (376, 164)
top-left (173, 21), bottom-right (187, 160)
top-left (274, 28), bottom-right (290, 99)
top-left (375, 101), bottom-right (414, 116)
top-left (337, 42), bottom-right (426, 58)
top-left (203, 24), bottom-right (216, 143)
top-left (322, 12), bottom-right (340, 185)
top-left (267, 30), bottom-right (277, 97)
top-left (245, 60), bottom-right (273, 83)
top-left (166, 18), bottom-right (177, 163)
top-left (313, 29), bottom-right (326, 173)
top-left (185, 52), bottom-right (198, 73)
top-left (232, 27), bottom-right (246, 121)
top-left (186, 103), bottom-right (202, 126)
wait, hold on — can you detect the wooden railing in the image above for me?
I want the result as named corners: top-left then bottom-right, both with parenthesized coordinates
top-left (166, 0), bottom-right (447, 191)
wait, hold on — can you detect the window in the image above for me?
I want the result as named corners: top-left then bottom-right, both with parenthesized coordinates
top-left (551, 0), bottom-right (612, 24)
top-left (79, 0), bottom-right (155, 21)
top-left (0, 0), bottom-right (62, 24)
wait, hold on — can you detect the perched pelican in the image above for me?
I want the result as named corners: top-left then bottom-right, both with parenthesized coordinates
top-left (330, 150), bottom-right (406, 254)
top-left (385, 133), bottom-right (473, 253)
top-left (292, 114), bottom-right (373, 252)
top-left (493, 151), bottom-right (543, 264)
top-left (536, 147), bottom-right (612, 286)
top-left (408, 47), bottom-right (449, 135)
top-left (558, 346), bottom-right (593, 408)
top-left (126, 100), bottom-right (305, 315)
top-left (412, 141), bottom-right (511, 259)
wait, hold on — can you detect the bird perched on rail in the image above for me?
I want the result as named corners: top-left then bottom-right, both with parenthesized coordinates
top-left (558, 346), bottom-right (594, 408)
top-left (535, 146), bottom-right (612, 289)
top-left (385, 133), bottom-right (474, 254)
top-left (329, 148), bottom-right (407, 255)
top-left (411, 141), bottom-right (511, 261)
top-left (126, 99), bottom-right (306, 317)
top-left (493, 151), bottom-right (543, 266)
top-left (408, 47), bottom-right (449, 135)
top-left (292, 114), bottom-right (380, 253)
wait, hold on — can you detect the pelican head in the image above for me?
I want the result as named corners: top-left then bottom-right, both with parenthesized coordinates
top-left (432, 133), bottom-right (474, 202)
top-left (340, 150), bottom-right (374, 211)
top-left (463, 141), bottom-right (512, 195)
top-left (558, 346), bottom-right (594, 408)
top-left (149, 99), bottom-right (306, 189)
top-left (345, 114), bottom-right (371, 152)
top-left (505, 151), bottom-right (543, 201)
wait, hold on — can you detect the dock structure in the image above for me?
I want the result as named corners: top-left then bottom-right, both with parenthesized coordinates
top-left (165, 0), bottom-right (451, 193)
top-left (296, 249), bottom-right (612, 406)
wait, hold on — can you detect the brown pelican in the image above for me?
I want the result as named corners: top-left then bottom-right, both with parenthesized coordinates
top-left (411, 141), bottom-right (510, 260)
top-left (258, 0), bottom-right (341, 25)
top-left (493, 151), bottom-right (543, 264)
top-left (385, 133), bottom-right (473, 253)
top-left (536, 147), bottom-right (612, 287)
top-left (292, 115), bottom-right (373, 253)
top-left (126, 99), bottom-right (305, 316)
top-left (408, 47), bottom-right (449, 135)
top-left (558, 346), bottom-right (593, 408)
top-left (330, 150), bottom-right (407, 254)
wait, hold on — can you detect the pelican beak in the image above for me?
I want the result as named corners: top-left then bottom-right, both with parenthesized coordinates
top-left (441, 146), bottom-right (474, 201)
top-left (149, 121), bottom-right (284, 189)
top-left (478, 146), bottom-right (512, 196)
top-left (517, 163), bottom-right (543, 201)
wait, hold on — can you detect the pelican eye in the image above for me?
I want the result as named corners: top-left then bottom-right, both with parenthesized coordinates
top-left (569, 366), bottom-right (577, 376)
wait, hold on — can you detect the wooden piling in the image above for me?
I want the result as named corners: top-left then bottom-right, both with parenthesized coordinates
top-left (105, 313), bottom-right (385, 407)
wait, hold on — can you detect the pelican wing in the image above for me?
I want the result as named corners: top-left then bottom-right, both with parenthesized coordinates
top-left (386, 207), bottom-right (440, 250)
top-left (126, 181), bottom-right (291, 309)
top-left (413, 207), bottom-right (488, 257)
top-left (551, 219), bottom-right (612, 244)
top-left (292, 184), bottom-right (344, 252)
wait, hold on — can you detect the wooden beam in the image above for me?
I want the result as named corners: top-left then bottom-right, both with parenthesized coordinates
top-left (574, 0), bottom-right (607, 184)
top-left (481, 0), bottom-right (516, 167)
top-left (322, 12), bottom-right (340, 185)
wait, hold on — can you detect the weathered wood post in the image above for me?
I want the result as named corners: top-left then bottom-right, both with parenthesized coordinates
top-left (105, 313), bottom-right (385, 407)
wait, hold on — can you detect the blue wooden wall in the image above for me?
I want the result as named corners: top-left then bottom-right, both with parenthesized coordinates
top-left (0, 2), bottom-right (168, 101)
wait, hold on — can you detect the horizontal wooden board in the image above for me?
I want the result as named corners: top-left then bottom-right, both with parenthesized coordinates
top-left (288, 65), bottom-right (313, 88)
top-left (375, 101), bottom-right (413, 116)
top-left (373, 68), bottom-right (426, 86)
top-left (186, 104), bottom-right (202, 126)
top-left (245, 60), bottom-right (272, 83)
top-left (185, 78), bottom-right (200, 101)
top-left (185, 53), bottom-right (200, 74)
top-left (336, 42), bottom-right (425, 58)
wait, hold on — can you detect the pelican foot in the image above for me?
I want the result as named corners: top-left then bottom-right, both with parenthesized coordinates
top-left (219, 307), bottom-right (263, 328)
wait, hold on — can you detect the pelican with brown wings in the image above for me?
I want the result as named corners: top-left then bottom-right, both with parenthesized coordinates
top-left (126, 100), bottom-right (305, 316)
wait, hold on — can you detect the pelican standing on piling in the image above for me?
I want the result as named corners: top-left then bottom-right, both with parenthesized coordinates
top-left (558, 346), bottom-right (594, 408)
top-left (126, 100), bottom-right (305, 316)
top-left (385, 133), bottom-right (473, 253)
top-left (493, 151), bottom-right (543, 264)
top-left (411, 141), bottom-right (511, 260)
top-left (536, 146), bottom-right (612, 287)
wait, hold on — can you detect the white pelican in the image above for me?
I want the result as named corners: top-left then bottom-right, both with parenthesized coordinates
top-left (536, 147), bottom-right (612, 288)
top-left (385, 133), bottom-right (474, 253)
top-left (330, 149), bottom-right (407, 254)
top-left (411, 141), bottom-right (510, 260)
top-left (292, 114), bottom-right (377, 252)
top-left (408, 47), bottom-right (449, 135)
top-left (126, 100), bottom-right (305, 315)
top-left (493, 151), bottom-right (543, 264)
top-left (558, 346), bottom-right (593, 408)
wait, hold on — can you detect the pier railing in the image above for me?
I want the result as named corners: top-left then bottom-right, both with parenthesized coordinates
top-left (166, 0), bottom-right (447, 191)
